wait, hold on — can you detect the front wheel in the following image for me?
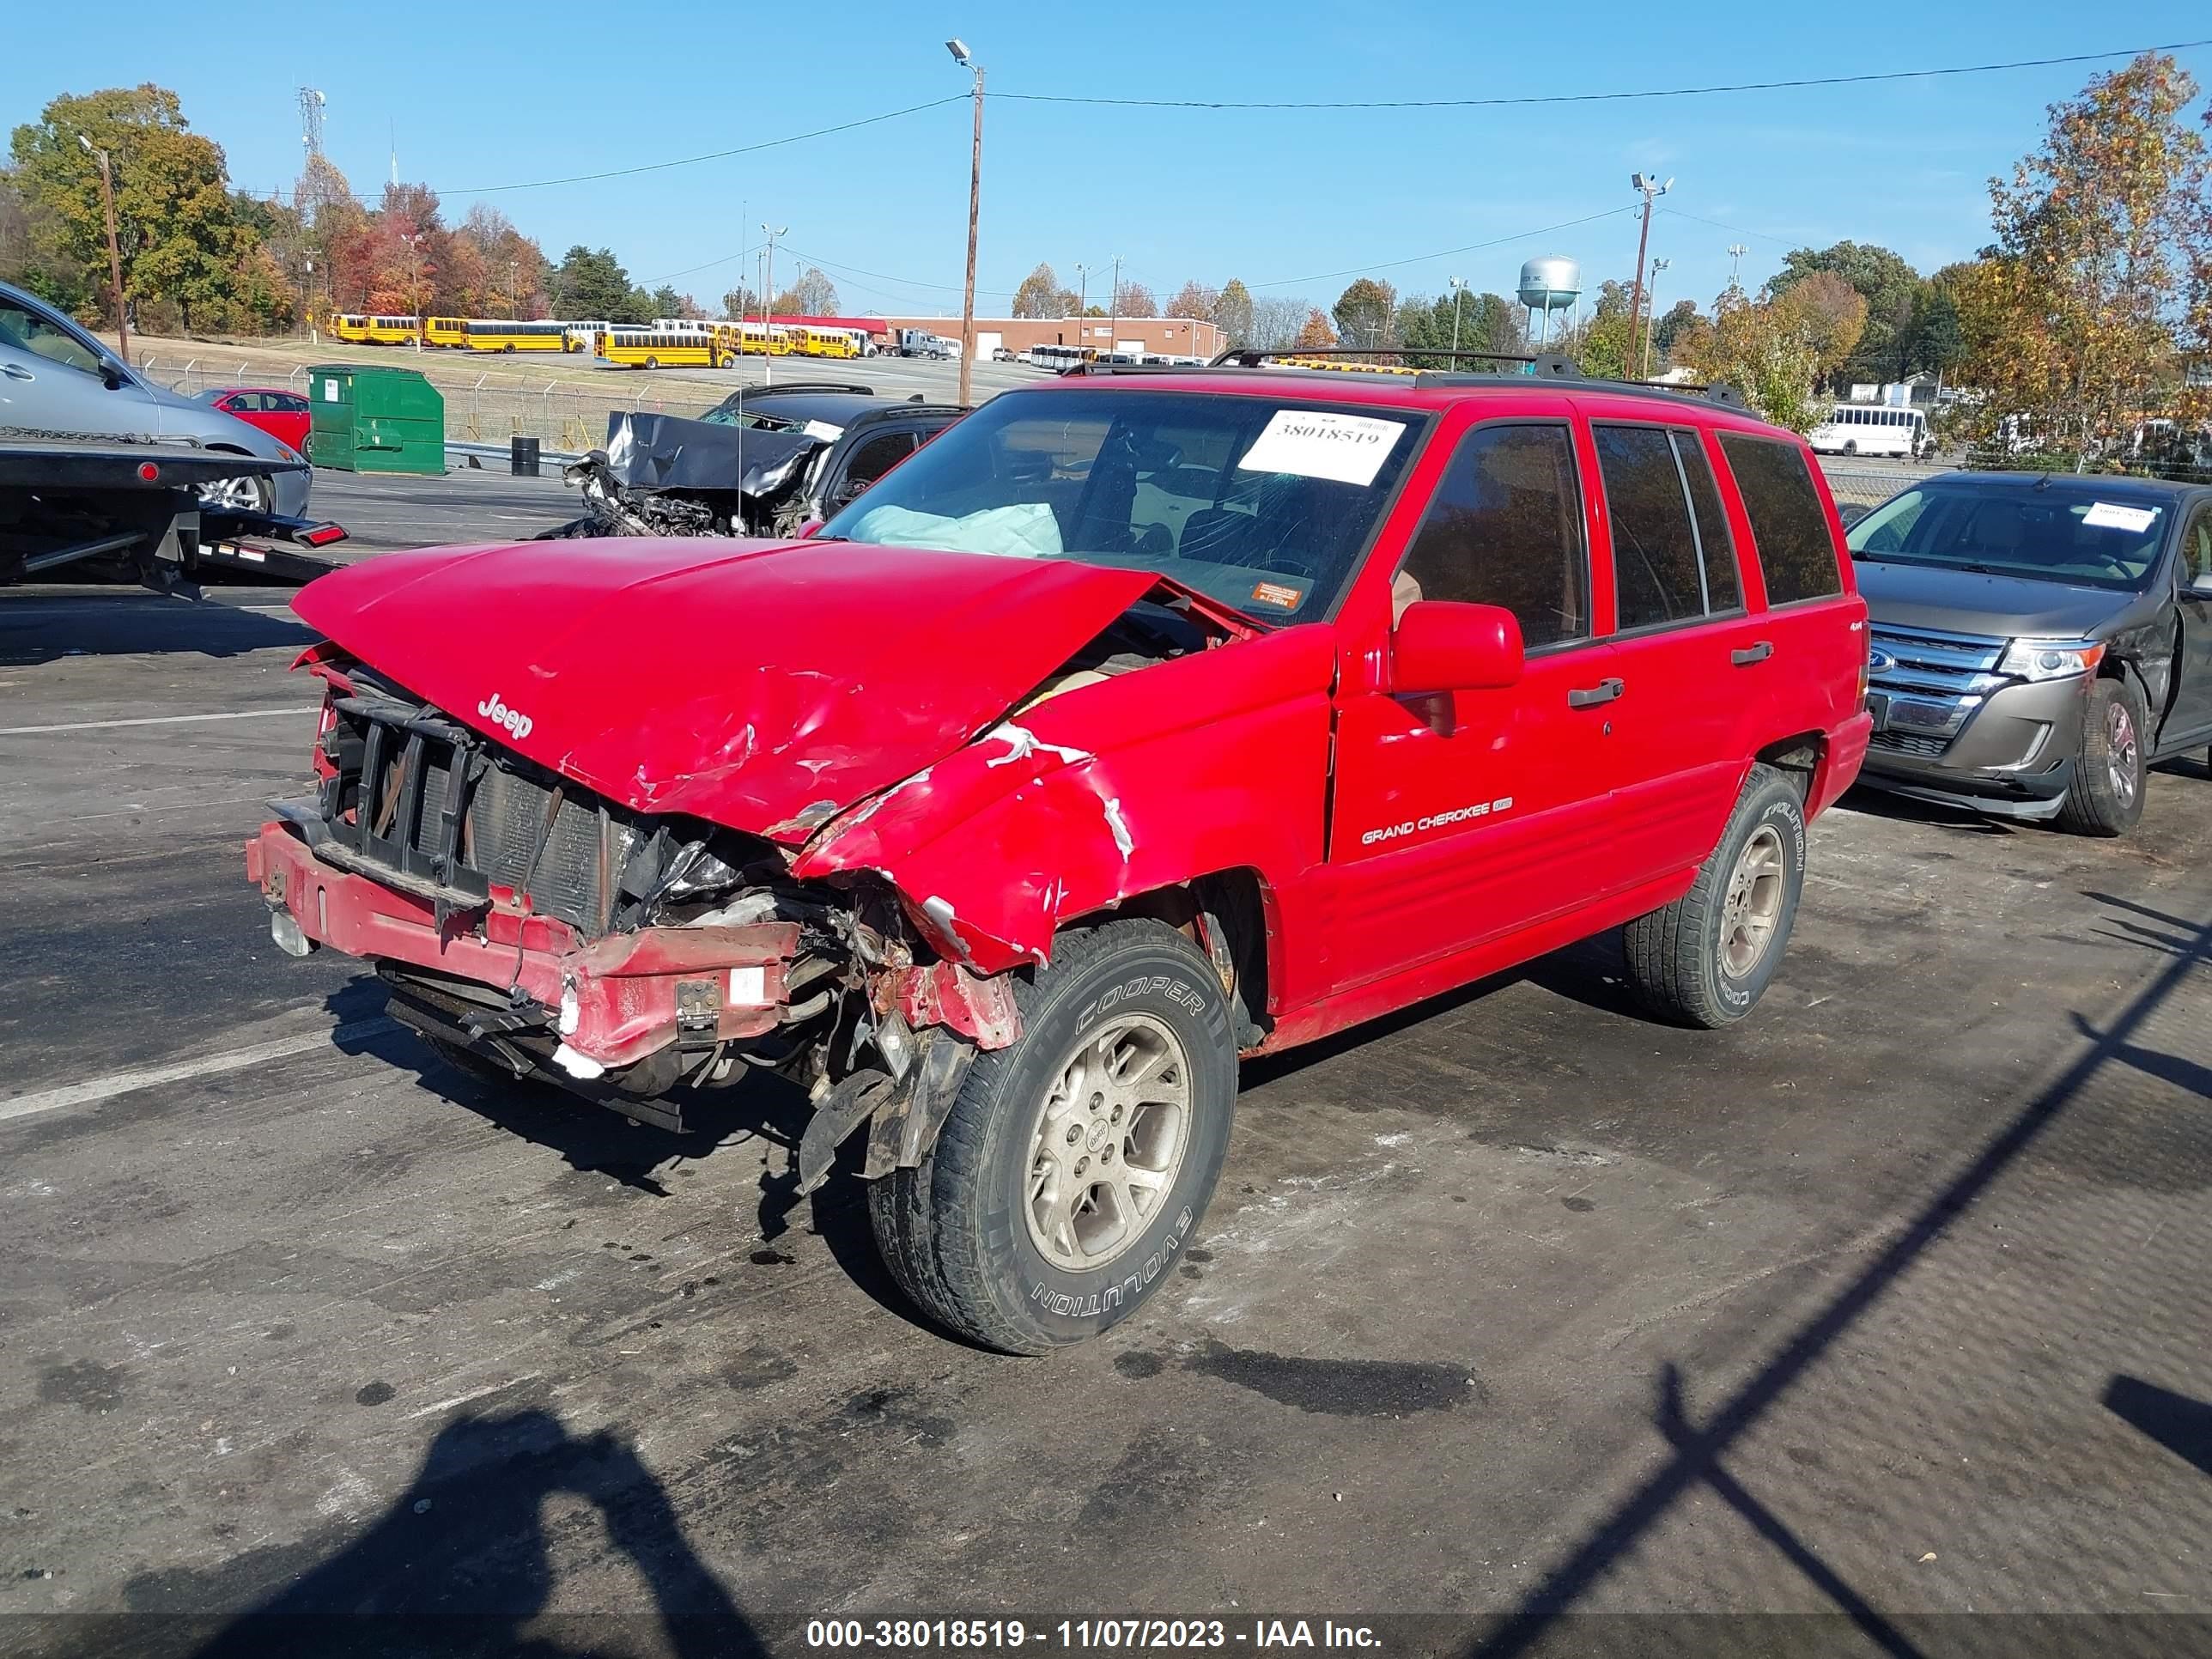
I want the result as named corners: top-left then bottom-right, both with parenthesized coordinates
top-left (197, 470), bottom-right (273, 514)
top-left (1621, 763), bottom-right (1807, 1028)
top-left (2056, 677), bottom-right (2147, 836)
top-left (868, 920), bottom-right (1238, 1352)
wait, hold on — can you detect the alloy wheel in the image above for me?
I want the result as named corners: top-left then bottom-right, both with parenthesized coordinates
top-left (1719, 824), bottom-right (1788, 979)
top-left (1024, 1012), bottom-right (1192, 1270)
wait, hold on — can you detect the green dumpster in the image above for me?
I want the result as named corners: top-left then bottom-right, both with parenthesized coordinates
top-left (307, 364), bottom-right (445, 475)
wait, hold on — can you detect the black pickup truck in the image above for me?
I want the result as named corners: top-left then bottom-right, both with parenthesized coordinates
top-left (1848, 471), bottom-right (2212, 836)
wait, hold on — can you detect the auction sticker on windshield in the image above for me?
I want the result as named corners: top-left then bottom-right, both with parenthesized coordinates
top-left (1237, 410), bottom-right (1406, 487)
top-left (2082, 501), bottom-right (2159, 533)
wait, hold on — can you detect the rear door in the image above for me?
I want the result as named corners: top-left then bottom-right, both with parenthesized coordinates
top-left (1326, 417), bottom-right (1622, 992)
top-left (2162, 499), bottom-right (2212, 744)
top-left (1587, 416), bottom-right (1778, 887)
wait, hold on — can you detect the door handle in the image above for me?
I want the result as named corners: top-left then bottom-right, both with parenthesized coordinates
top-left (1568, 678), bottom-right (1625, 708)
top-left (1731, 641), bottom-right (1774, 665)
top-left (1, 364), bottom-right (33, 381)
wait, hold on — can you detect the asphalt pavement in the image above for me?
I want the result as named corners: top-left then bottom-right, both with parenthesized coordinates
top-left (1, 574), bottom-right (2208, 1656)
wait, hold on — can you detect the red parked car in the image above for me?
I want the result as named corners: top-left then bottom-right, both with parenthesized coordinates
top-left (245, 359), bottom-right (1871, 1351)
top-left (194, 386), bottom-right (313, 455)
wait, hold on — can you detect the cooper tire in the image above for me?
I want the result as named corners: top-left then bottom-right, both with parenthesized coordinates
top-left (866, 920), bottom-right (1237, 1353)
top-left (1621, 763), bottom-right (1807, 1029)
top-left (2056, 676), bottom-right (2147, 837)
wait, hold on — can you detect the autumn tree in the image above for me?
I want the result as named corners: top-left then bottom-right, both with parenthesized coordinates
top-left (1774, 270), bottom-right (1869, 380)
top-left (1165, 279), bottom-right (1218, 321)
top-left (1214, 277), bottom-right (1255, 343)
top-left (1292, 307), bottom-right (1337, 349)
top-left (1956, 52), bottom-right (2210, 453)
top-left (1330, 276), bottom-right (1396, 346)
top-left (1012, 262), bottom-right (1076, 318)
top-left (1669, 281), bottom-right (1839, 430)
top-left (1244, 294), bottom-right (1308, 349)
top-left (1112, 280), bottom-right (1157, 318)
top-left (454, 204), bottom-right (549, 318)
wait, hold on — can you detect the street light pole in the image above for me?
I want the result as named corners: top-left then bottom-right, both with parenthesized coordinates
top-left (1073, 263), bottom-right (1088, 338)
top-left (1639, 257), bottom-right (1671, 379)
top-left (77, 135), bottom-right (128, 364)
top-left (1624, 172), bottom-right (1671, 381)
top-left (947, 40), bottom-right (984, 408)
top-left (761, 222), bottom-right (787, 385)
top-left (1448, 276), bottom-right (1467, 356)
top-left (1109, 254), bottom-right (1122, 359)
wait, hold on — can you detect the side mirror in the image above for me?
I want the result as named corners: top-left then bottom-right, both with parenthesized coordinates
top-left (2190, 569), bottom-right (2212, 596)
top-left (1391, 600), bottom-right (1523, 695)
top-left (794, 519), bottom-right (826, 540)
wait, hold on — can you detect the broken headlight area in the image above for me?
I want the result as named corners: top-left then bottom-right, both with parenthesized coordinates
top-left (248, 655), bottom-right (1018, 1163)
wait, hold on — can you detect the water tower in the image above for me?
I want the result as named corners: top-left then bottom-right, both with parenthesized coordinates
top-left (1517, 256), bottom-right (1581, 349)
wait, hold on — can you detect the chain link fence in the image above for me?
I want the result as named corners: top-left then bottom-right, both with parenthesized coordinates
top-left (136, 356), bottom-right (720, 455)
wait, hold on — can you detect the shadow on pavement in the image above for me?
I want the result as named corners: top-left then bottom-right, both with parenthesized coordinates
top-left (124, 1407), bottom-right (759, 1659)
top-left (0, 588), bottom-right (314, 665)
top-left (2104, 1376), bottom-right (2212, 1480)
top-left (1468, 895), bottom-right (2212, 1659)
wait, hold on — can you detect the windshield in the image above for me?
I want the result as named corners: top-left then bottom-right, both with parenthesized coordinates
top-left (1846, 483), bottom-right (2168, 590)
top-left (817, 387), bottom-right (1424, 623)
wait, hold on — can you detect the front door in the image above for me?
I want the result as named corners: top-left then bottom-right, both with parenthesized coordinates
top-left (2162, 501), bottom-right (2212, 745)
top-left (1327, 420), bottom-right (1623, 993)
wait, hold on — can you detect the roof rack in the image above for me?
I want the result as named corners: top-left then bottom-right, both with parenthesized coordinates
top-left (1088, 345), bottom-right (1749, 411)
top-left (724, 381), bottom-right (878, 398)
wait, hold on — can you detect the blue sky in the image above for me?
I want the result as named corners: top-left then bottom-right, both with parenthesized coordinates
top-left (6, 2), bottom-right (2209, 321)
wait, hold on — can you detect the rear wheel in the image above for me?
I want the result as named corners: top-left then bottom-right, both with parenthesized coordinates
top-left (2056, 677), bottom-right (2147, 836)
top-left (868, 920), bottom-right (1237, 1353)
top-left (644, 355), bottom-right (659, 370)
top-left (1621, 763), bottom-right (1807, 1028)
top-left (197, 470), bottom-right (273, 514)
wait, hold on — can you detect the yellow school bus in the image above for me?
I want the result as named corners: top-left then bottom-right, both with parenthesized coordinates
top-left (789, 325), bottom-right (861, 360)
top-left (462, 319), bottom-right (571, 354)
top-left (595, 328), bottom-right (738, 369)
top-left (329, 313), bottom-right (421, 345)
top-left (422, 316), bottom-right (467, 349)
top-left (731, 321), bottom-right (793, 357)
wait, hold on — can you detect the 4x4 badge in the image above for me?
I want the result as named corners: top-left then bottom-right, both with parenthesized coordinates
top-left (476, 691), bottom-right (534, 740)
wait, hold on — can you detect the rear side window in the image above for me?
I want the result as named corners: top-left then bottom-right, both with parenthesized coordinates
top-left (1594, 424), bottom-right (1741, 629)
top-left (1396, 424), bottom-right (1589, 649)
top-left (1717, 433), bottom-right (1844, 605)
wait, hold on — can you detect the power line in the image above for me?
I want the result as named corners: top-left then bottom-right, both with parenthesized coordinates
top-left (991, 38), bottom-right (2212, 111)
top-left (1658, 206), bottom-right (1800, 248)
top-left (1247, 205), bottom-right (1640, 289)
top-left (439, 95), bottom-right (969, 195)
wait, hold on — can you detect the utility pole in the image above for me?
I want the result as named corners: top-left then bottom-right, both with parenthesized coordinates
top-left (1727, 243), bottom-right (1748, 285)
top-left (1448, 276), bottom-right (1468, 356)
top-left (947, 40), bottom-right (984, 407)
top-left (77, 136), bottom-right (127, 363)
top-left (1109, 254), bottom-right (1122, 358)
top-left (1624, 172), bottom-right (1671, 381)
top-left (1073, 263), bottom-right (1088, 337)
top-left (1640, 257), bottom-right (1671, 379)
top-left (761, 223), bottom-right (786, 385)
top-left (507, 258), bottom-right (518, 320)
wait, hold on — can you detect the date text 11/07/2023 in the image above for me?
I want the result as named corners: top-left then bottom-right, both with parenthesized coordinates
top-left (805, 1620), bottom-right (1384, 1650)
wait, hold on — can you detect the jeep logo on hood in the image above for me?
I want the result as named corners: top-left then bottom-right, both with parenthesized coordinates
top-left (476, 691), bottom-right (533, 740)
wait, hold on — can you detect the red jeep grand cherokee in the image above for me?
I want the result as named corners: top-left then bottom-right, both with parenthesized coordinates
top-left (246, 359), bottom-right (1870, 1351)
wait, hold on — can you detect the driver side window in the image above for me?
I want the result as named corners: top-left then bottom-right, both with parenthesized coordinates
top-left (2182, 509), bottom-right (2212, 592)
top-left (0, 295), bottom-right (106, 377)
top-left (1394, 424), bottom-right (1589, 649)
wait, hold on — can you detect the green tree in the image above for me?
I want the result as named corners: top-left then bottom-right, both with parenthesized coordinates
top-left (1213, 277), bottom-right (1255, 343)
top-left (1652, 298), bottom-right (1700, 359)
top-left (1331, 276), bottom-right (1395, 347)
top-left (551, 246), bottom-right (646, 322)
top-left (1771, 240), bottom-right (1924, 383)
top-left (9, 83), bottom-right (273, 333)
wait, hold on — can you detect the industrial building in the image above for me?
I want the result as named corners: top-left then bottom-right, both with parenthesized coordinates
top-left (878, 314), bottom-right (1226, 360)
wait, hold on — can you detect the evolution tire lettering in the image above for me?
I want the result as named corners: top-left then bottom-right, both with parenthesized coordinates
top-left (474, 691), bottom-right (533, 741)
top-left (1026, 1206), bottom-right (1194, 1318)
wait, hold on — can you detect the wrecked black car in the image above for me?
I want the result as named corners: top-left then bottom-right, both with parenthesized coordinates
top-left (539, 383), bottom-right (965, 540)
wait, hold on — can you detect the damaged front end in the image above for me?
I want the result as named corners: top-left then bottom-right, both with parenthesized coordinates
top-left (246, 651), bottom-right (1017, 1188)
top-left (535, 413), bottom-right (823, 541)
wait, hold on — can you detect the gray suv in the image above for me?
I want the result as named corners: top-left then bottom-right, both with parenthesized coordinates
top-left (0, 281), bottom-right (310, 520)
top-left (1848, 471), bottom-right (2212, 836)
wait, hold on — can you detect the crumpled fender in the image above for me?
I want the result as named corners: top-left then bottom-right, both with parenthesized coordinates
top-left (793, 626), bottom-right (1338, 974)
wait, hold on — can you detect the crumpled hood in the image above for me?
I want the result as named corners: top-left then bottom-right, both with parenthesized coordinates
top-left (292, 537), bottom-right (1158, 839)
top-left (1856, 560), bottom-right (2130, 639)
